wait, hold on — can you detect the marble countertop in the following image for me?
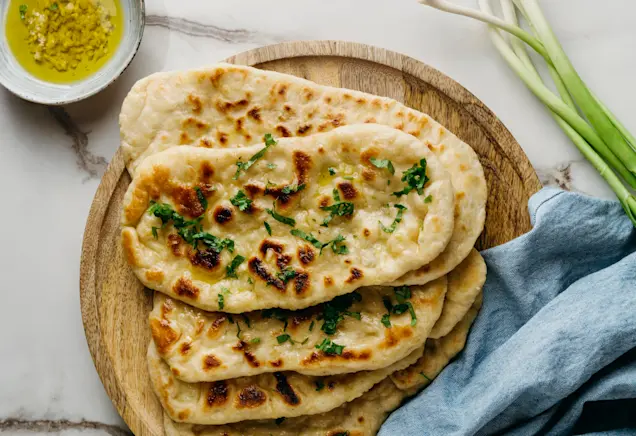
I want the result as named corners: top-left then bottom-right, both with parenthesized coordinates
top-left (1, 0), bottom-right (634, 434)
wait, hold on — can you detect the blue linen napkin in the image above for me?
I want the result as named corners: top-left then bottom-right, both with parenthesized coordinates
top-left (380, 188), bottom-right (636, 435)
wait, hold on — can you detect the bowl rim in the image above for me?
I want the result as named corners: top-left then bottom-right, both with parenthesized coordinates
top-left (0, 0), bottom-right (146, 106)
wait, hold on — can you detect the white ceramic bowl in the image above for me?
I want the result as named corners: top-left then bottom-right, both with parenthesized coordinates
top-left (0, 0), bottom-right (144, 105)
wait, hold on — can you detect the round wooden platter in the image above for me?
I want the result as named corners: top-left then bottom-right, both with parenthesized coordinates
top-left (80, 41), bottom-right (542, 436)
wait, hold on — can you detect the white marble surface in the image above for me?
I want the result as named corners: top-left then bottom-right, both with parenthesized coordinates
top-left (1, 0), bottom-right (634, 434)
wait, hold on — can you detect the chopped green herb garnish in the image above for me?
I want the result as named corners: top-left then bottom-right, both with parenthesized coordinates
top-left (380, 204), bottom-right (407, 234)
top-left (19, 4), bottom-right (27, 19)
top-left (315, 338), bottom-right (345, 355)
top-left (290, 229), bottom-right (323, 249)
top-left (250, 337), bottom-right (261, 344)
top-left (320, 198), bottom-right (354, 227)
top-left (309, 320), bottom-right (315, 331)
top-left (301, 337), bottom-right (310, 345)
top-left (226, 254), bottom-right (245, 279)
top-left (241, 314), bottom-right (251, 328)
top-left (233, 134), bottom-right (277, 179)
top-left (332, 188), bottom-right (341, 202)
top-left (236, 321), bottom-right (242, 339)
top-left (420, 372), bottom-right (432, 382)
top-left (315, 380), bottom-right (325, 391)
top-left (394, 286), bottom-right (417, 326)
top-left (49, 3), bottom-right (58, 11)
top-left (218, 294), bottom-right (224, 310)
top-left (151, 226), bottom-right (159, 239)
top-left (319, 292), bottom-right (362, 335)
top-left (369, 157), bottom-right (395, 175)
top-left (343, 176), bottom-right (354, 180)
top-left (277, 267), bottom-right (297, 284)
top-left (393, 158), bottom-right (429, 197)
top-left (195, 187), bottom-right (208, 211)
top-left (266, 208), bottom-right (296, 227)
top-left (381, 313), bottom-right (392, 328)
top-left (147, 201), bottom-right (234, 253)
top-left (264, 221), bottom-right (272, 235)
top-left (327, 234), bottom-right (349, 255)
top-left (277, 334), bottom-right (292, 344)
top-left (230, 190), bottom-right (252, 211)
top-left (264, 133), bottom-right (277, 147)
top-left (281, 183), bottom-right (306, 195)
top-left (328, 167), bottom-right (336, 175)
top-left (267, 163), bottom-right (277, 169)
top-left (247, 277), bottom-right (254, 285)
top-left (423, 195), bottom-right (433, 203)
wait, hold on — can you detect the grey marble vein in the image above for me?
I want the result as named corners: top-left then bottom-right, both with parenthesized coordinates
top-left (145, 14), bottom-right (282, 43)
top-left (537, 163), bottom-right (573, 191)
top-left (0, 418), bottom-right (130, 435)
top-left (48, 107), bottom-right (108, 181)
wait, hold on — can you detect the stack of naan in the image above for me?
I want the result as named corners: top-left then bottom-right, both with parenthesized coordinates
top-left (119, 64), bottom-right (488, 436)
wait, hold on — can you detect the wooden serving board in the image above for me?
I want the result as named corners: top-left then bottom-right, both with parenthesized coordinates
top-left (80, 41), bottom-right (541, 436)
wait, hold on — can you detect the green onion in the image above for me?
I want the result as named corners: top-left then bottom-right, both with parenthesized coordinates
top-left (420, 0), bottom-right (636, 226)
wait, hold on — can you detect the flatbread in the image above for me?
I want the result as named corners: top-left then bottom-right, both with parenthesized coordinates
top-left (120, 64), bottom-right (486, 287)
top-left (150, 277), bottom-right (446, 382)
top-left (148, 342), bottom-right (421, 425)
top-left (162, 378), bottom-right (405, 436)
top-left (391, 292), bottom-right (482, 393)
top-left (122, 125), bottom-right (455, 313)
top-left (429, 249), bottom-right (486, 339)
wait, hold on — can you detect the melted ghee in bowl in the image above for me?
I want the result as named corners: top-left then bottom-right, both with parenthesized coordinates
top-left (5, 0), bottom-right (123, 83)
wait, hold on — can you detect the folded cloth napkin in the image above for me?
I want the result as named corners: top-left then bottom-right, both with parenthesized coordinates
top-left (380, 188), bottom-right (636, 436)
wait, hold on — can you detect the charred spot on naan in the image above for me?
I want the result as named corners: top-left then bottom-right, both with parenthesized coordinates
top-left (244, 183), bottom-right (264, 198)
top-left (206, 381), bottom-right (229, 407)
top-left (247, 107), bottom-right (261, 122)
top-left (173, 277), bottom-right (200, 300)
top-left (171, 185), bottom-right (205, 218)
top-left (273, 372), bottom-right (300, 406)
top-left (179, 131), bottom-right (191, 145)
top-left (179, 341), bottom-right (192, 355)
top-left (215, 98), bottom-right (249, 113)
top-left (294, 271), bottom-right (310, 295)
top-left (298, 245), bottom-right (315, 265)
top-left (380, 325), bottom-right (414, 349)
top-left (337, 182), bottom-right (357, 200)
top-left (345, 268), bottom-right (364, 283)
top-left (297, 124), bottom-right (312, 135)
top-left (360, 147), bottom-right (380, 166)
top-left (277, 254), bottom-right (292, 270)
top-left (324, 276), bottom-right (334, 287)
top-left (167, 234), bottom-right (185, 257)
top-left (206, 315), bottom-right (227, 339)
top-left (216, 130), bottom-right (229, 146)
top-left (236, 385), bottom-right (267, 409)
top-left (150, 318), bottom-right (180, 354)
top-left (302, 349), bottom-right (372, 365)
top-left (260, 239), bottom-right (284, 256)
top-left (293, 150), bottom-right (312, 184)
top-left (276, 125), bottom-right (291, 138)
top-left (248, 258), bottom-right (286, 290)
top-left (181, 117), bottom-right (210, 132)
top-left (199, 161), bottom-right (214, 182)
top-left (232, 341), bottom-right (260, 368)
top-left (213, 205), bottom-right (233, 225)
top-left (189, 249), bottom-right (221, 271)
top-left (186, 94), bottom-right (203, 114)
top-left (203, 355), bottom-right (221, 370)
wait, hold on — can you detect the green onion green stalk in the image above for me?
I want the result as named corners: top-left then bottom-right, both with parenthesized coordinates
top-left (419, 0), bottom-right (636, 226)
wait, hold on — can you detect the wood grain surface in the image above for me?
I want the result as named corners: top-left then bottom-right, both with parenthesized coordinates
top-left (79, 41), bottom-right (542, 436)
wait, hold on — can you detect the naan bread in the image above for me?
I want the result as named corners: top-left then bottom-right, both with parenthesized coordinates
top-left (150, 277), bottom-right (446, 382)
top-left (122, 125), bottom-right (455, 313)
top-left (391, 292), bottom-right (482, 393)
top-left (429, 249), bottom-right (486, 339)
top-left (120, 64), bottom-right (486, 287)
top-left (162, 379), bottom-right (405, 436)
top-left (148, 342), bottom-right (420, 425)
